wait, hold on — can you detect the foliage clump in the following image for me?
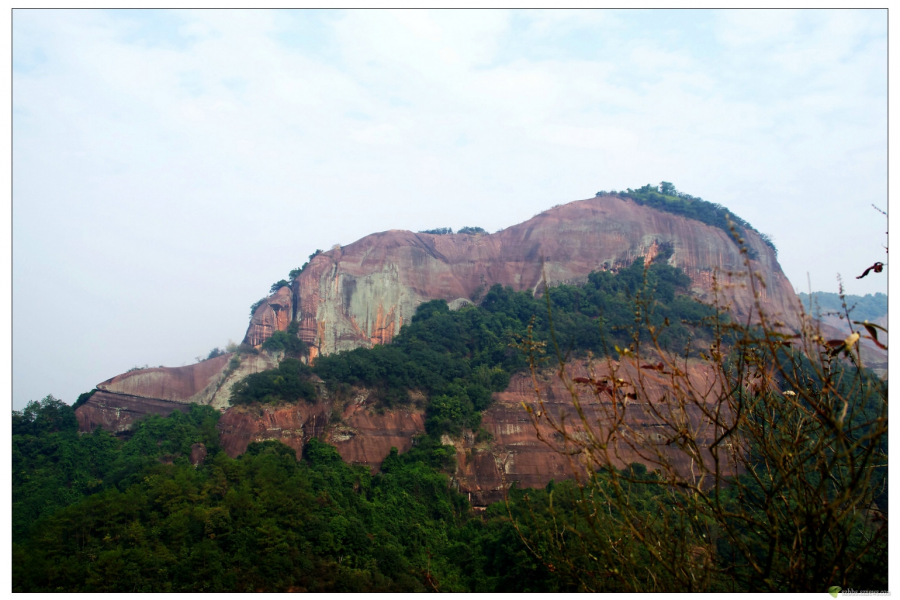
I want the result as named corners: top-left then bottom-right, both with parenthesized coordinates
top-left (261, 321), bottom-right (308, 357)
top-left (269, 279), bottom-right (291, 294)
top-left (457, 226), bottom-right (487, 235)
top-left (230, 358), bottom-right (317, 406)
top-left (207, 347), bottom-right (227, 360)
top-left (249, 297), bottom-right (267, 317)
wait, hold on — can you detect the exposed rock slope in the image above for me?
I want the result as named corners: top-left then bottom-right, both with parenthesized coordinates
top-left (288, 196), bottom-right (799, 357)
top-left (76, 352), bottom-right (280, 433)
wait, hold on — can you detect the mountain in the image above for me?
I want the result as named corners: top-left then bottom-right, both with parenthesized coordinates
top-left (75, 193), bottom-right (807, 502)
top-left (277, 194), bottom-right (798, 358)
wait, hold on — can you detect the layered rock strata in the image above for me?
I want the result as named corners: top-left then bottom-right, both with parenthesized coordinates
top-left (205, 357), bottom-right (732, 506)
top-left (76, 352), bottom-right (280, 433)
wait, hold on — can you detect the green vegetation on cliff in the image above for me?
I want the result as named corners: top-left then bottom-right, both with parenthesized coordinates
top-left (230, 358), bottom-right (317, 406)
top-left (312, 258), bottom-right (715, 435)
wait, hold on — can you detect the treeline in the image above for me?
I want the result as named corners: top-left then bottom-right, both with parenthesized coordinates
top-left (12, 398), bottom-right (559, 592)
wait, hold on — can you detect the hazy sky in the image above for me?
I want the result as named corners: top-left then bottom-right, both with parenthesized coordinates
top-left (12, 9), bottom-right (888, 409)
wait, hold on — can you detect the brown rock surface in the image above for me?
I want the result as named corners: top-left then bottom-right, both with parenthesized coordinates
top-left (330, 390), bottom-right (426, 471)
top-left (244, 286), bottom-right (293, 347)
top-left (96, 353), bottom-right (233, 404)
top-left (215, 387), bottom-right (426, 472)
top-left (190, 443), bottom-right (208, 467)
top-left (75, 390), bottom-right (192, 433)
top-left (455, 359), bottom-right (731, 505)
top-left (217, 402), bottom-right (331, 459)
top-left (212, 359), bottom-right (734, 506)
top-left (283, 196), bottom-right (800, 356)
top-left (76, 352), bottom-right (281, 433)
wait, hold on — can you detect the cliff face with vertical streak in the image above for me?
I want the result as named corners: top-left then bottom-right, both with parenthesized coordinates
top-left (244, 286), bottom-right (293, 347)
top-left (283, 196), bottom-right (799, 358)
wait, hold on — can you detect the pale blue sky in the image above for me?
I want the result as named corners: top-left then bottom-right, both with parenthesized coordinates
top-left (12, 9), bottom-right (888, 408)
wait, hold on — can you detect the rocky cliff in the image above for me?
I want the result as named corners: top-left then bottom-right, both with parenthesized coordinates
top-left (76, 351), bottom-right (280, 433)
top-left (287, 196), bottom-right (799, 358)
top-left (208, 358), bottom-right (731, 506)
top-left (74, 193), bottom-right (807, 504)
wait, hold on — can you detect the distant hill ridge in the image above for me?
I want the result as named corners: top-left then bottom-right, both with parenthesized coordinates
top-left (797, 292), bottom-right (887, 322)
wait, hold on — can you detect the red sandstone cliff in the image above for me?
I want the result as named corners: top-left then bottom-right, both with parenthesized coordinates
top-left (244, 286), bottom-right (293, 347)
top-left (282, 196), bottom-right (800, 357)
top-left (76, 351), bottom-right (280, 433)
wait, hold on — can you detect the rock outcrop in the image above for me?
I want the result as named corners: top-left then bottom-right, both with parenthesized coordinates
top-left (205, 358), bottom-right (732, 506)
top-left (454, 359), bottom-right (728, 505)
top-left (244, 286), bottom-right (293, 347)
top-left (76, 351), bottom-right (280, 433)
top-left (282, 196), bottom-right (799, 357)
top-left (330, 390), bottom-right (426, 470)
top-left (217, 401), bottom-right (331, 458)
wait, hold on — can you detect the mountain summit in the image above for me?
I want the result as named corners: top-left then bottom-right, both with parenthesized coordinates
top-left (246, 193), bottom-right (797, 361)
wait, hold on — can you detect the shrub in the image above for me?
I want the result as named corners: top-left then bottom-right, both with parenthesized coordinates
top-left (230, 358), bottom-right (317, 406)
top-left (457, 226), bottom-right (486, 235)
top-left (269, 279), bottom-right (290, 294)
top-left (12, 395), bottom-right (79, 436)
top-left (249, 297), bottom-right (266, 317)
top-left (72, 389), bottom-right (97, 410)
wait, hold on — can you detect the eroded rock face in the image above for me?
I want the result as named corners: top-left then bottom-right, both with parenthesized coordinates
top-left (76, 352), bottom-right (281, 433)
top-left (208, 358), bottom-right (732, 506)
top-left (244, 286), bottom-right (293, 347)
top-left (330, 390), bottom-right (426, 471)
top-left (454, 359), bottom-right (729, 505)
top-left (75, 390), bottom-right (192, 433)
top-left (279, 196), bottom-right (800, 357)
top-left (97, 353), bottom-right (233, 405)
top-left (215, 387), bottom-right (426, 472)
top-left (190, 443), bottom-right (208, 467)
top-left (217, 402), bottom-right (332, 459)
